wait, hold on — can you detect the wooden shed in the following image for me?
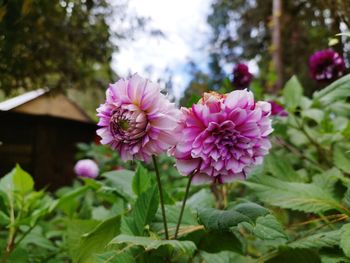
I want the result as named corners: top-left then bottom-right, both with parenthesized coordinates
top-left (0, 89), bottom-right (97, 190)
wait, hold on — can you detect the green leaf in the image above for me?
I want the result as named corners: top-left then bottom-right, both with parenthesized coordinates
top-left (102, 170), bottom-right (136, 201)
top-left (265, 153), bottom-right (301, 182)
top-left (249, 214), bottom-right (287, 241)
top-left (344, 184), bottom-right (350, 209)
top-left (197, 230), bottom-right (242, 254)
top-left (187, 189), bottom-right (215, 210)
top-left (199, 251), bottom-right (253, 263)
top-left (289, 229), bottom-right (340, 249)
top-left (340, 223), bottom-right (350, 257)
top-left (95, 251), bottom-right (134, 263)
top-left (198, 202), bottom-right (269, 231)
top-left (283, 76), bottom-right (303, 111)
top-left (243, 176), bottom-right (341, 213)
top-left (69, 215), bottom-right (121, 263)
top-left (0, 165), bottom-right (34, 195)
top-left (127, 185), bottom-right (159, 236)
top-left (66, 219), bottom-right (100, 261)
top-left (312, 168), bottom-right (343, 193)
top-left (12, 164), bottom-right (34, 195)
top-left (49, 185), bottom-right (91, 213)
top-left (333, 144), bottom-right (350, 174)
top-left (302, 109), bottom-right (324, 124)
top-left (266, 248), bottom-right (320, 263)
top-left (21, 226), bottom-right (57, 251)
top-left (313, 74), bottom-right (350, 106)
top-left (110, 234), bottom-right (196, 256)
top-left (152, 204), bottom-right (198, 237)
top-left (132, 164), bottom-right (151, 196)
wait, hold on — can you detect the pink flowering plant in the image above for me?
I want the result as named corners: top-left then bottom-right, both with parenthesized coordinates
top-left (2, 73), bottom-right (350, 262)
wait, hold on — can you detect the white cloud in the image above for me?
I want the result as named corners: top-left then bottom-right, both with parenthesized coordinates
top-left (111, 0), bottom-right (212, 99)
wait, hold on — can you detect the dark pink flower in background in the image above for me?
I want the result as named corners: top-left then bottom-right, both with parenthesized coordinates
top-left (232, 63), bottom-right (253, 89)
top-left (74, 159), bottom-right (99, 178)
top-left (171, 90), bottom-right (273, 184)
top-left (97, 74), bottom-right (180, 162)
top-left (309, 49), bottom-right (345, 82)
top-left (269, 100), bottom-right (288, 117)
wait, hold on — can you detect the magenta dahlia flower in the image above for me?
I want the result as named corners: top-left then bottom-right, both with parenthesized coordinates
top-left (269, 100), bottom-right (288, 117)
top-left (309, 49), bottom-right (346, 82)
top-left (96, 74), bottom-right (180, 162)
top-left (74, 159), bottom-right (99, 179)
top-left (232, 63), bottom-right (253, 89)
top-left (171, 90), bottom-right (273, 184)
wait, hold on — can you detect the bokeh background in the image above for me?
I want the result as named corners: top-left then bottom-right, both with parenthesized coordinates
top-left (1, 0), bottom-right (349, 117)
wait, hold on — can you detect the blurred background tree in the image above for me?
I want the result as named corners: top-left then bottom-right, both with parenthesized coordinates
top-left (0, 0), bottom-right (111, 94)
top-left (0, 0), bottom-right (147, 117)
top-left (181, 0), bottom-right (350, 106)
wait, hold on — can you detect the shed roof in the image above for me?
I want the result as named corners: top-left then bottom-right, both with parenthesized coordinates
top-left (0, 89), bottom-right (94, 123)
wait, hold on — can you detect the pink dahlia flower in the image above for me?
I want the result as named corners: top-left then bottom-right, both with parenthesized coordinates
top-left (269, 100), bottom-right (288, 117)
top-left (97, 74), bottom-right (180, 162)
top-left (309, 49), bottom-right (345, 82)
top-left (171, 90), bottom-right (273, 184)
top-left (74, 159), bottom-right (99, 179)
top-left (232, 63), bottom-right (253, 89)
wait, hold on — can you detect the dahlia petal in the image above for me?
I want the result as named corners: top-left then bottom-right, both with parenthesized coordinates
top-left (96, 74), bottom-right (180, 162)
top-left (176, 159), bottom-right (200, 175)
top-left (192, 173), bottom-right (214, 184)
top-left (171, 89), bottom-right (272, 184)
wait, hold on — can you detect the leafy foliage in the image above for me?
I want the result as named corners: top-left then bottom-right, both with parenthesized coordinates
top-left (123, 186), bottom-right (159, 236)
top-left (198, 202), bottom-right (268, 231)
top-left (0, 0), bottom-right (114, 95)
top-left (244, 175), bottom-right (342, 213)
top-left (110, 234), bottom-right (197, 256)
top-left (2, 74), bottom-right (350, 262)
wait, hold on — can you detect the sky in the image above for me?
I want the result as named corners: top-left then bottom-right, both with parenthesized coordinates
top-left (111, 0), bottom-right (212, 99)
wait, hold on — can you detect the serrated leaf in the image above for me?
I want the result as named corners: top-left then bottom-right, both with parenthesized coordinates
top-left (49, 185), bottom-right (91, 213)
top-left (312, 168), bottom-right (342, 193)
top-left (333, 144), bottom-right (350, 173)
top-left (102, 170), bottom-right (135, 201)
top-left (251, 214), bottom-right (287, 240)
top-left (152, 204), bottom-right (198, 237)
top-left (243, 176), bottom-right (341, 213)
top-left (126, 185), bottom-right (159, 236)
top-left (110, 234), bottom-right (196, 256)
top-left (289, 229), bottom-right (340, 249)
top-left (283, 76), bottom-right (303, 111)
top-left (197, 230), bottom-right (242, 254)
top-left (95, 250), bottom-right (134, 263)
top-left (266, 248), bottom-right (320, 263)
top-left (265, 153), bottom-right (301, 182)
top-left (70, 215), bottom-right (121, 263)
top-left (340, 223), bottom-right (350, 257)
top-left (198, 202), bottom-right (268, 231)
top-left (344, 184), bottom-right (350, 209)
top-left (187, 189), bottom-right (215, 210)
top-left (302, 109), bottom-right (324, 124)
top-left (132, 164), bottom-right (151, 196)
top-left (313, 74), bottom-right (350, 106)
top-left (199, 250), bottom-right (253, 263)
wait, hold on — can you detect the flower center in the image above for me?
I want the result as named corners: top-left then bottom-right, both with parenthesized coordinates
top-left (118, 119), bottom-right (129, 130)
top-left (109, 107), bottom-right (148, 143)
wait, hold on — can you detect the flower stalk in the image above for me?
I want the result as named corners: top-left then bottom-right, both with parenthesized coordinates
top-left (152, 155), bottom-right (169, 240)
top-left (174, 170), bottom-right (196, 239)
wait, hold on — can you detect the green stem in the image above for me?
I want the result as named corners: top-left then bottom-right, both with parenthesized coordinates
top-left (152, 155), bottom-right (169, 240)
top-left (14, 223), bottom-right (36, 248)
top-left (174, 172), bottom-right (195, 239)
top-left (1, 194), bottom-right (16, 263)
